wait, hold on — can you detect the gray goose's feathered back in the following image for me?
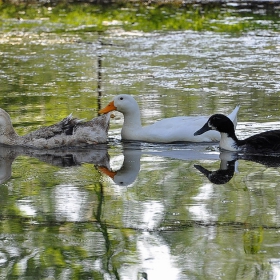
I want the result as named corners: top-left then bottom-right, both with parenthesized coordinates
top-left (0, 108), bottom-right (111, 149)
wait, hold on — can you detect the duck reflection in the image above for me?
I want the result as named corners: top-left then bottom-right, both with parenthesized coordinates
top-left (99, 148), bottom-right (142, 186)
top-left (0, 144), bottom-right (110, 184)
top-left (194, 152), bottom-right (237, 184)
top-left (195, 151), bottom-right (280, 184)
top-left (100, 143), bottom-right (221, 186)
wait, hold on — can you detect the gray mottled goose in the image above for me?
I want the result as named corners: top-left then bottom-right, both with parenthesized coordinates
top-left (0, 108), bottom-right (110, 149)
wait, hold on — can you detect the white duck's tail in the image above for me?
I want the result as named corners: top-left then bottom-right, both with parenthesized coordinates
top-left (227, 105), bottom-right (240, 129)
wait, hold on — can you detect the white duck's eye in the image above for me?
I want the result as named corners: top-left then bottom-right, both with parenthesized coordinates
top-left (120, 97), bottom-right (123, 100)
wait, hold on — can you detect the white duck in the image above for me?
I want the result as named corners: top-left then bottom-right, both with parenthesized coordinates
top-left (0, 108), bottom-right (111, 149)
top-left (99, 94), bottom-right (239, 143)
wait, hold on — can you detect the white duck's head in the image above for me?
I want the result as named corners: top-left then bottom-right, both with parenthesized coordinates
top-left (99, 94), bottom-right (139, 115)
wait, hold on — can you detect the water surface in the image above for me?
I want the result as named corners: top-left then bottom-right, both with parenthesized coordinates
top-left (1, 24), bottom-right (280, 279)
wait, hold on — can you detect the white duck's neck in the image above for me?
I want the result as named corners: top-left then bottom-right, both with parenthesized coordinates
top-left (219, 132), bottom-right (239, 152)
top-left (123, 105), bottom-right (142, 126)
top-left (121, 107), bottom-right (143, 139)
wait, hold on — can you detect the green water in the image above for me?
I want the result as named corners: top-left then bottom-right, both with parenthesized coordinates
top-left (0, 2), bottom-right (280, 33)
top-left (1, 4), bottom-right (280, 279)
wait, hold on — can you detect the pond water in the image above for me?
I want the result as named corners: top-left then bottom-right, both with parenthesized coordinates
top-left (1, 20), bottom-right (280, 279)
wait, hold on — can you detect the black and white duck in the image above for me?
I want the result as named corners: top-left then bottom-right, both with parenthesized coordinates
top-left (194, 113), bottom-right (280, 153)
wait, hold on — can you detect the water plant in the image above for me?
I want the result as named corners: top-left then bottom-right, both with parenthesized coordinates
top-left (0, 2), bottom-right (279, 33)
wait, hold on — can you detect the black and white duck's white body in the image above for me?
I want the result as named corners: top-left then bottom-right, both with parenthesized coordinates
top-left (99, 94), bottom-right (240, 143)
top-left (194, 113), bottom-right (280, 153)
top-left (0, 108), bottom-right (111, 149)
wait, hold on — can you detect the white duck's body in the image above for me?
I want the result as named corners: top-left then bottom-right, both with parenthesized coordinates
top-left (0, 108), bottom-right (111, 149)
top-left (99, 94), bottom-right (239, 143)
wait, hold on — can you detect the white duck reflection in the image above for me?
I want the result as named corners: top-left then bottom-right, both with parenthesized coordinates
top-left (100, 148), bottom-right (142, 186)
top-left (0, 144), bottom-right (110, 184)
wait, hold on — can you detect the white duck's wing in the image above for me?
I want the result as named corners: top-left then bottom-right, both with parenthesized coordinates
top-left (139, 106), bottom-right (240, 143)
top-left (227, 105), bottom-right (240, 129)
top-left (140, 116), bottom-right (219, 142)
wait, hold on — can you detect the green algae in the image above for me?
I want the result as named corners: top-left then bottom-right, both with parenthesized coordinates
top-left (0, 2), bottom-right (279, 33)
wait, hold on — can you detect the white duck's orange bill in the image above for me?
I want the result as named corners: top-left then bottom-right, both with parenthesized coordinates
top-left (99, 101), bottom-right (117, 114)
top-left (98, 166), bottom-right (117, 179)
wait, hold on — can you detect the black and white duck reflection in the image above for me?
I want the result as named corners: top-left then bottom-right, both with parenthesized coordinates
top-left (194, 113), bottom-right (280, 153)
top-left (194, 151), bottom-right (237, 184)
top-left (195, 151), bottom-right (280, 184)
top-left (0, 144), bottom-right (110, 184)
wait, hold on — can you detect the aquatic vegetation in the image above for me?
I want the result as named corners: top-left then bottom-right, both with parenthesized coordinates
top-left (0, 2), bottom-right (279, 33)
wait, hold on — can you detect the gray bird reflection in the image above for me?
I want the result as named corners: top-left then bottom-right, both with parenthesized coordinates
top-left (0, 144), bottom-right (110, 184)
